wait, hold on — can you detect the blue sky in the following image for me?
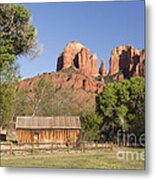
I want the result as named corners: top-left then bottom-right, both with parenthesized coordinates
top-left (18, 1), bottom-right (145, 79)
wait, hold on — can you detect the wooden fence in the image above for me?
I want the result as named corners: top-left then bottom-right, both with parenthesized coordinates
top-left (0, 141), bottom-right (113, 159)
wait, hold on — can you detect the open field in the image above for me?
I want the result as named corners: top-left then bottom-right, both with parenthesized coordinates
top-left (1, 148), bottom-right (145, 170)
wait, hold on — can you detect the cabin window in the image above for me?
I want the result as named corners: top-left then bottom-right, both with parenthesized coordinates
top-left (34, 132), bottom-right (39, 141)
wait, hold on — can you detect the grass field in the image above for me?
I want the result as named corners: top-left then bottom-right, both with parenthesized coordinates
top-left (1, 148), bottom-right (145, 170)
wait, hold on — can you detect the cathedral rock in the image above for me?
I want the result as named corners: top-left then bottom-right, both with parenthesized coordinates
top-left (57, 41), bottom-right (101, 77)
top-left (18, 41), bottom-right (145, 100)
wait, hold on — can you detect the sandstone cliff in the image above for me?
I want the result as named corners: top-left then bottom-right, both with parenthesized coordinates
top-left (109, 45), bottom-right (145, 80)
top-left (57, 41), bottom-right (99, 77)
top-left (18, 71), bottom-right (104, 99)
top-left (99, 59), bottom-right (108, 77)
top-left (19, 42), bottom-right (145, 98)
top-left (57, 41), bottom-right (85, 71)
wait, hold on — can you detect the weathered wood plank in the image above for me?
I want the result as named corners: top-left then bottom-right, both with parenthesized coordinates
top-left (17, 129), bottom-right (80, 144)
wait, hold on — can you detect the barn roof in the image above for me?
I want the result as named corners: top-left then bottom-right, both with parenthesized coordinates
top-left (16, 116), bottom-right (81, 130)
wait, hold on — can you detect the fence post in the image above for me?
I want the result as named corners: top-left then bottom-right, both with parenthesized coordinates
top-left (111, 142), bottom-right (113, 151)
top-left (68, 142), bottom-right (70, 153)
top-left (51, 142), bottom-right (53, 153)
top-left (105, 141), bottom-right (108, 151)
top-left (83, 142), bottom-right (85, 153)
top-left (32, 142), bottom-right (34, 155)
top-left (74, 142), bottom-right (76, 152)
top-left (10, 142), bottom-right (12, 160)
top-left (96, 142), bottom-right (98, 152)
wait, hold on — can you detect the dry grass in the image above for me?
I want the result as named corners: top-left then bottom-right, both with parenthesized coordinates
top-left (1, 148), bottom-right (145, 170)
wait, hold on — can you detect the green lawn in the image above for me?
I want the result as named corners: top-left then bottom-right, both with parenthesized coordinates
top-left (1, 148), bottom-right (145, 170)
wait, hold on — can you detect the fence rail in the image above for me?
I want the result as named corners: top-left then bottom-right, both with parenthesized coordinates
top-left (0, 141), bottom-right (113, 159)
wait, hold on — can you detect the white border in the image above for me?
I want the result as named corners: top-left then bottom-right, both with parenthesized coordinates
top-left (0, 0), bottom-right (139, 3)
top-left (1, 0), bottom-right (155, 179)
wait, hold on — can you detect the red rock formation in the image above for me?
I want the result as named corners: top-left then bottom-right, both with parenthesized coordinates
top-left (57, 41), bottom-right (99, 77)
top-left (140, 50), bottom-right (145, 76)
top-left (109, 49), bottom-right (119, 75)
top-left (90, 54), bottom-right (99, 77)
top-left (18, 72), bottom-right (104, 96)
top-left (17, 42), bottom-right (145, 118)
top-left (99, 59), bottom-right (108, 77)
top-left (77, 47), bottom-right (91, 75)
top-left (57, 41), bottom-right (85, 71)
top-left (109, 46), bottom-right (145, 80)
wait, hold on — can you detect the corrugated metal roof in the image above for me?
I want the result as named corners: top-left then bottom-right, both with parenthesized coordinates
top-left (16, 116), bottom-right (81, 130)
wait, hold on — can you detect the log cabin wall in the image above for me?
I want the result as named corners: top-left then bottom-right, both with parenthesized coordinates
top-left (16, 116), bottom-right (81, 144)
top-left (17, 129), bottom-right (81, 144)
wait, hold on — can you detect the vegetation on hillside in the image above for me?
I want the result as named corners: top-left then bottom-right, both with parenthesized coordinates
top-left (14, 77), bottom-right (95, 118)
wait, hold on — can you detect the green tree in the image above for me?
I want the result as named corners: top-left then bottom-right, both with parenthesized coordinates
top-left (13, 88), bottom-right (33, 117)
top-left (81, 112), bottom-right (102, 141)
top-left (96, 77), bottom-right (145, 142)
top-left (0, 4), bottom-right (38, 128)
top-left (127, 77), bottom-right (145, 137)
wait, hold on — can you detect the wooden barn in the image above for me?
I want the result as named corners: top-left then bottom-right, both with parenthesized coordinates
top-left (16, 116), bottom-right (81, 144)
top-left (0, 130), bottom-right (6, 142)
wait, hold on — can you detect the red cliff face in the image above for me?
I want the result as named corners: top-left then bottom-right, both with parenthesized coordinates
top-left (18, 72), bottom-right (104, 99)
top-left (57, 41), bottom-right (85, 71)
top-left (90, 54), bottom-right (99, 77)
top-left (77, 47), bottom-right (92, 75)
top-left (109, 46), bottom-right (145, 80)
top-left (57, 41), bottom-right (100, 77)
top-left (19, 41), bottom-right (107, 102)
top-left (19, 42), bottom-right (145, 103)
top-left (99, 59), bottom-right (108, 77)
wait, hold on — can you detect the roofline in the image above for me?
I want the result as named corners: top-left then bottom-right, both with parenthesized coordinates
top-left (16, 127), bottom-right (81, 130)
top-left (16, 116), bottom-right (80, 118)
top-left (16, 116), bottom-right (81, 129)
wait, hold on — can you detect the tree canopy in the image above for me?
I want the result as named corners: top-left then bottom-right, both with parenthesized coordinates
top-left (0, 4), bottom-right (38, 128)
top-left (96, 77), bottom-right (145, 143)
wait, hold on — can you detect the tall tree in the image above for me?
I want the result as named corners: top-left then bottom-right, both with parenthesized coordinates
top-left (127, 77), bottom-right (145, 137)
top-left (0, 4), bottom-right (38, 128)
top-left (96, 77), bottom-right (145, 143)
top-left (31, 77), bottom-right (55, 116)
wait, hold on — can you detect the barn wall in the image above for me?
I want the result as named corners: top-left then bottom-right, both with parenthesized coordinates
top-left (17, 129), bottom-right (80, 144)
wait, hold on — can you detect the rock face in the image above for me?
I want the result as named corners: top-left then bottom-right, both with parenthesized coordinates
top-left (109, 46), bottom-right (145, 80)
top-left (77, 47), bottom-right (92, 75)
top-left (18, 42), bottom-right (145, 113)
top-left (18, 72), bottom-right (104, 97)
top-left (57, 41), bottom-right (99, 77)
top-left (90, 54), bottom-right (99, 76)
top-left (99, 59), bottom-right (108, 77)
top-left (57, 41), bottom-right (85, 71)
